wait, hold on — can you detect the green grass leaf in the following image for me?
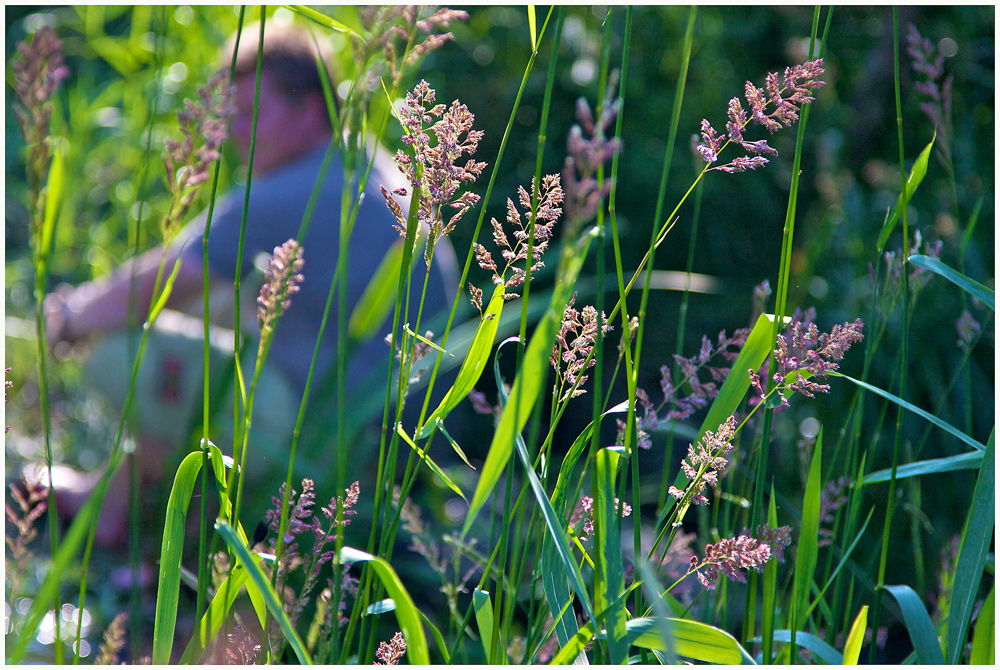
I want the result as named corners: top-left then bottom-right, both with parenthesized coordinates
top-left (216, 520), bottom-right (313, 664)
top-left (843, 605), bottom-right (868, 665)
top-left (395, 423), bottom-right (467, 502)
top-left (418, 284), bottom-right (505, 438)
top-left (761, 488), bottom-right (779, 663)
top-left (528, 5), bottom-right (537, 48)
top-left (908, 253), bottom-right (995, 311)
top-left (419, 609), bottom-right (451, 664)
top-left (946, 429), bottom-right (995, 664)
top-left (285, 5), bottom-right (365, 44)
top-left (348, 238), bottom-right (405, 340)
top-left (473, 589), bottom-right (507, 663)
top-left (969, 586), bottom-right (994, 665)
top-left (881, 584), bottom-right (945, 665)
top-left (40, 146), bottom-right (63, 258)
top-left (549, 622), bottom-right (596, 665)
top-left (595, 446), bottom-right (628, 663)
top-left (876, 132), bottom-right (935, 253)
top-left (832, 372), bottom-right (987, 452)
top-left (789, 430), bottom-right (822, 660)
top-left (762, 630), bottom-right (843, 665)
top-left (628, 617), bottom-right (755, 665)
top-left (861, 449), bottom-right (983, 484)
top-left (339, 545), bottom-right (429, 664)
top-left (178, 563), bottom-right (253, 663)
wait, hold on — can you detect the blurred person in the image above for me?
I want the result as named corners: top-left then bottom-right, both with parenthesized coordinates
top-left (40, 23), bottom-right (456, 544)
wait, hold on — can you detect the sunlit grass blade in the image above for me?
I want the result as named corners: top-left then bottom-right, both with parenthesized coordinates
top-left (861, 450), bottom-right (983, 484)
top-left (339, 545), bottom-right (429, 664)
top-left (876, 131), bottom-right (936, 253)
top-left (946, 429), bottom-right (994, 664)
top-left (419, 609), bottom-right (451, 664)
top-left (434, 418), bottom-right (476, 470)
top-left (178, 562), bottom-right (253, 663)
top-left (216, 520), bottom-right (313, 664)
top-left (761, 487), bottom-right (779, 663)
top-left (789, 429), bottom-right (822, 660)
top-left (40, 147), bottom-right (63, 258)
top-left (348, 238), bottom-right (405, 340)
top-left (908, 253), bottom-right (995, 310)
top-left (550, 400), bottom-right (630, 510)
top-left (286, 5), bottom-right (366, 43)
top-left (969, 586), bottom-right (994, 665)
top-left (549, 622), bottom-right (596, 664)
top-left (626, 617), bottom-right (755, 665)
top-left (473, 588), bottom-right (507, 663)
top-left (395, 423), bottom-right (467, 502)
top-left (147, 253), bottom-right (184, 324)
top-left (843, 606), bottom-right (868, 665)
top-left (635, 559), bottom-right (677, 663)
top-left (759, 630), bottom-right (842, 665)
top-left (527, 6), bottom-right (537, 48)
top-left (831, 372), bottom-right (987, 452)
top-left (152, 449), bottom-right (213, 664)
top-left (595, 446), bottom-right (628, 663)
top-left (880, 584), bottom-right (945, 665)
top-left (418, 284), bottom-right (505, 438)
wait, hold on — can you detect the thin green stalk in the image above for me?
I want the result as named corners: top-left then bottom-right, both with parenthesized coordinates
top-left (871, 10), bottom-right (911, 660)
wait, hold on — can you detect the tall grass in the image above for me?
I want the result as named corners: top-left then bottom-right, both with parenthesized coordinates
top-left (5, 5), bottom-right (993, 665)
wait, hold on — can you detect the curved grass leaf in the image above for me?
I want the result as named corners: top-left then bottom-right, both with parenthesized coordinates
top-left (969, 586), bottom-right (994, 665)
top-left (831, 372), bottom-right (987, 452)
top-left (147, 254), bottom-right (184, 325)
top-left (549, 622), bottom-right (596, 665)
top-left (843, 606), bottom-right (868, 665)
top-left (881, 584), bottom-right (944, 665)
top-left (339, 545), bottom-right (429, 664)
top-left (178, 563), bottom-right (252, 663)
top-left (418, 284), bottom-right (505, 438)
top-left (473, 588), bottom-right (507, 663)
top-left (761, 630), bottom-right (842, 665)
top-left (876, 132), bottom-right (935, 253)
top-left (286, 5), bottom-right (365, 43)
top-left (348, 238), bottom-right (404, 340)
top-left (946, 430), bottom-right (995, 664)
top-left (595, 447), bottom-right (628, 664)
top-left (908, 254), bottom-right (995, 311)
top-left (395, 423), bottom-right (466, 501)
top-left (628, 617), bottom-right (755, 665)
top-left (804, 507), bottom-right (875, 622)
top-left (216, 520), bottom-right (312, 664)
top-left (861, 449), bottom-right (983, 485)
top-left (152, 449), bottom-right (212, 664)
top-left (419, 609), bottom-right (451, 664)
top-left (790, 430), bottom-right (822, 657)
top-left (365, 599), bottom-right (396, 615)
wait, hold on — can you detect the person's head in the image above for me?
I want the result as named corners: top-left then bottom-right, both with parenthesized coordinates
top-left (224, 23), bottom-right (335, 174)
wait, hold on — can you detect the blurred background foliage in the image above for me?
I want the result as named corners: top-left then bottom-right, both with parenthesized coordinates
top-left (5, 5), bottom-right (994, 659)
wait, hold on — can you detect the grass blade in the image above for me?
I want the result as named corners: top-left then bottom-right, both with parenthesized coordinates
top-left (418, 284), bottom-right (505, 438)
top-left (861, 450), bottom-right (983, 484)
top-left (789, 429), bottom-right (822, 660)
top-left (286, 5), bottom-right (365, 43)
top-left (595, 446), bottom-right (628, 663)
top-left (761, 630), bottom-right (843, 665)
top-left (831, 372), bottom-right (987, 452)
top-left (348, 238), bottom-right (405, 340)
top-left (527, 6), bottom-right (537, 48)
top-left (881, 584), bottom-right (945, 665)
top-left (549, 622), bottom-right (596, 664)
top-left (178, 562), bottom-right (253, 663)
top-left (908, 254), bottom-right (995, 311)
top-left (339, 545), bottom-right (429, 664)
top-left (969, 586), bottom-right (994, 665)
top-left (843, 605), bottom-right (868, 664)
top-left (946, 429), bottom-right (995, 664)
top-left (395, 423), bottom-right (467, 501)
top-left (627, 617), bottom-right (755, 665)
top-left (473, 588), bottom-right (507, 663)
top-left (761, 487), bottom-right (779, 663)
top-left (876, 131), bottom-right (935, 253)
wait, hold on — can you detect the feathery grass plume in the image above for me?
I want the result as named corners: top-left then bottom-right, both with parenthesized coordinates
top-left (472, 174), bottom-right (564, 304)
top-left (551, 293), bottom-right (614, 401)
top-left (563, 96), bottom-right (621, 224)
top-left (574, 495), bottom-right (632, 537)
top-left (667, 415), bottom-right (738, 506)
top-left (374, 630), bottom-right (407, 665)
top-left (687, 525), bottom-right (791, 589)
top-left (817, 476), bottom-right (850, 547)
top-left (263, 479), bottom-right (359, 654)
top-left (697, 59), bottom-right (825, 173)
top-left (11, 24), bottom-right (68, 218)
top-left (94, 612), bottom-right (127, 665)
top-left (955, 309), bottom-right (981, 354)
top-left (162, 71), bottom-right (233, 235)
top-left (906, 23), bottom-right (954, 164)
top-left (757, 311), bottom-right (864, 400)
top-left (382, 79), bottom-right (486, 266)
top-left (357, 7), bottom-right (468, 86)
top-left (5, 475), bottom-right (48, 603)
top-left (223, 624), bottom-right (262, 665)
top-left (873, 230), bottom-right (943, 303)
top-left (257, 239), bottom-right (305, 336)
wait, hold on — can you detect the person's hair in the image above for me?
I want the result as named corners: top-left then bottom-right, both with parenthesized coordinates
top-left (225, 23), bottom-right (335, 110)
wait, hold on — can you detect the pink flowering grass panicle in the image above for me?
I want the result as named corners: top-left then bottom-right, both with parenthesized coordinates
top-left (697, 59), bottom-right (825, 173)
top-left (906, 23), bottom-right (954, 163)
top-left (94, 612), bottom-right (129, 666)
top-left (667, 415), bottom-right (738, 506)
top-left (375, 631), bottom-right (407, 665)
top-left (687, 525), bottom-right (791, 590)
top-left (563, 95), bottom-right (621, 224)
top-left (5, 475), bottom-right (49, 602)
top-left (771, 309), bottom-right (864, 400)
top-left (359, 7), bottom-right (468, 85)
top-left (257, 238), bottom-right (305, 335)
top-left (551, 292), bottom-right (613, 401)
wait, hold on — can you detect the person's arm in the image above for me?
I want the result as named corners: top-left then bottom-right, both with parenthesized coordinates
top-left (44, 241), bottom-right (210, 347)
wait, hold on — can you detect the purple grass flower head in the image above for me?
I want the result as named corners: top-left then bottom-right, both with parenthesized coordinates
top-left (361, 7), bottom-right (468, 84)
top-left (817, 477), bottom-right (850, 547)
top-left (162, 71), bottom-right (233, 233)
top-left (955, 309), bottom-right (981, 354)
top-left (653, 328), bottom-right (749, 422)
top-left (474, 174), bottom-right (563, 304)
top-left (386, 80), bottom-right (486, 266)
top-left (257, 239), bottom-right (305, 335)
top-left (906, 23), bottom-right (954, 164)
top-left (551, 293), bottom-right (613, 402)
top-left (688, 526), bottom-right (789, 589)
top-left (698, 59), bottom-right (824, 173)
top-left (6, 474), bottom-right (49, 602)
top-left (773, 310), bottom-right (864, 399)
top-left (563, 93), bottom-right (621, 224)
top-left (375, 631), bottom-right (407, 665)
top-left (668, 415), bottom-right (738, 506)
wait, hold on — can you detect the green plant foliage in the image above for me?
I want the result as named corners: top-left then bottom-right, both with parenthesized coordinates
top-left (842, 606), bottom-right (868, 665)
top-left (908, 254), bottom-right (995, 311)
top-left (881, 584), bottom-right (946, 665)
